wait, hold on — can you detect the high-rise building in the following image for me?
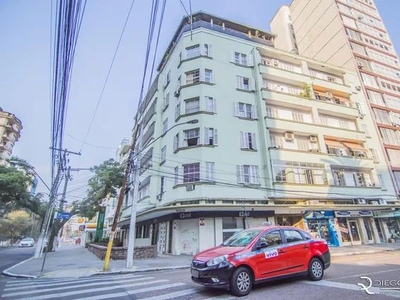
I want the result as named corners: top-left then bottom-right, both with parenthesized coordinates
top-left (118, 11), bottom-right (399, 255)
top-left (271, 0), bottom-right (400, 244)
top-left (0, 107), bottom-right (22, 165)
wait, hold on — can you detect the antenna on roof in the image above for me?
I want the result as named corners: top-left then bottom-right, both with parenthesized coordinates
top-left (189, 0), bottom-right (193, 41)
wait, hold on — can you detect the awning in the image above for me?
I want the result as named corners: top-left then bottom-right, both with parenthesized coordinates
top-left (325, 140), bottom-right (343, 148)
top-left (342, 142), bottom-right (366, 151)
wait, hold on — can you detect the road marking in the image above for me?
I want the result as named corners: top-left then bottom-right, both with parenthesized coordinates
top-left (326, 268), bottom-right (400, 280)
top-left (203, 295), bottom-right (235, 300)
top-left (2, 279), bottom-right (169, 299)
top-left (78, 283), bottom-right (187, 300)
top-left (306, 280), bottom-right (400, 298)
top-left (139, 288), bottom-right (202, 300)
top-left (4, 275), bottom-right (145, 290)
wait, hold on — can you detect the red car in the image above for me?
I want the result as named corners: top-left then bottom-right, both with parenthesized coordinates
top-left (191, 225), bottom-right (330, 296)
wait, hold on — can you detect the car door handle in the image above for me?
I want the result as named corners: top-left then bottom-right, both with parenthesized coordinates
top-left (278, 249), bottom-right (285, 254)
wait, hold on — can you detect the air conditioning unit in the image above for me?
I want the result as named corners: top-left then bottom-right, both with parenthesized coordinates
top-left (371, 201), bottom-right (379, 205)
top-left (309, 135), bottom-right (318, 143)
top-left (186, 184), bottom-right (195, 191)
top-left (174, 90), bottom-right (180, 97)
top-left (272, 59), bottom-right (280, 66)
top-left (357, 62), bottom-right (364, 69)
top-left (379, 199), bottom-right (387, 205)
top-left (325, 92), bottom-right (333, 99)
top-left (357, 15), bottom-right (364, 20)
top-left (284, 132), bottom-right (295, 141)
top-left (355, 85), bottom-right (362, 91)
top-left (357, 199), bottom-right (366, 204)
top-left (156, 194), bottom-right (162, 201)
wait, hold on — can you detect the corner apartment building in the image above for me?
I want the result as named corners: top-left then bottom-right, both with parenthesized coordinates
top-left (118, 11), bottom-right (399, 255)
top-left (0, 107), bottom-right (22, 165)
top-left (271, 0), bottom-right (400, 240)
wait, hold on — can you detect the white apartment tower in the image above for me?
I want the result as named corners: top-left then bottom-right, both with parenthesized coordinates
top-left (119, 11), bottom-right (399, 255)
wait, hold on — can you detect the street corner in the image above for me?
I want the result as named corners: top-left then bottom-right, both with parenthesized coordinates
top-left (1, 257), bottom-right (37, 279)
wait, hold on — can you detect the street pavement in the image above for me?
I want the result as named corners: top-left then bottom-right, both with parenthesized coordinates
top-left (2, 242), bottom-right (400, 279)
top-left (1, 251), bottom-right (400, 300)
top-left (0, 246), bottom-right (34, 274)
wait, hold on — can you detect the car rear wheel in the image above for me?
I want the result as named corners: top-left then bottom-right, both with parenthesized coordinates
top-left (308, 258), bottom-right (324, 281)
top-left (230, 267), bottom-right (253, 297)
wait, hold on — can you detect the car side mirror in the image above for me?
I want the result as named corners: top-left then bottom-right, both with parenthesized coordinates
top-left (257, 242), bottom-right (268, 250)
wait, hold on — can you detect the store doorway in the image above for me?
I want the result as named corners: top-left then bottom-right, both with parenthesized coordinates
top-left (374, 219), bottom-right (384, 242)
top-left (363, 219), bottom-right (374, 244)
top-left (348, 219), bottom-right (361, 244)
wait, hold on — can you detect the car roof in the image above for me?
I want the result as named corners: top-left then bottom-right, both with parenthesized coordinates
top-left (247, 225), bottom-right (306, 231)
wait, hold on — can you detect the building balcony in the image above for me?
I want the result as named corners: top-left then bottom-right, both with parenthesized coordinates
top-left (259, 62), bottom-right (309, 86)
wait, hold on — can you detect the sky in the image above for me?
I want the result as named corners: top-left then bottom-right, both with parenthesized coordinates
top-left (1, 0), bottom-right (399, 203)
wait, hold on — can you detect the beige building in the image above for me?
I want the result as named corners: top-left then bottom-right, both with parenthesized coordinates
top-left (0, 107), bottom-right (22, 165)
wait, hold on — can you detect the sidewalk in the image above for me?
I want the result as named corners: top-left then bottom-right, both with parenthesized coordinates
top-left (3, 242), bottom-right (400, 279)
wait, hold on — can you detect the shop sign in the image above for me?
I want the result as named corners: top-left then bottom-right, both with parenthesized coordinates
top-left (335, 210), bottom-right (373, 217)
top-left (373, 211), bottom-right (400, 218)
top-left (304, 210), bottom-right (334, 219)
top-left (239, 211), bottom-right (250, 217)
top-left (179, 212), bottom-right (191, 219)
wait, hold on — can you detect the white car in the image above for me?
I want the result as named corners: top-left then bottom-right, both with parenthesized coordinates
top-left (19, 238), bottom-right (34, 247)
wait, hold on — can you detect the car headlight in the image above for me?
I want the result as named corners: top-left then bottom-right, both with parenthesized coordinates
top-left (206, 255), bottom-right (228, 267)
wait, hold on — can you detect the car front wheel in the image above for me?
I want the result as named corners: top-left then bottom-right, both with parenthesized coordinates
top-left (230, 266), bottom-right (253, 297)
top-left (308, 257), bottom-right (324, 281)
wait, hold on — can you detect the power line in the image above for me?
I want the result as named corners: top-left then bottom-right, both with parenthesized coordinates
top-left (65, 133), bottom-right (116, 150)
top-left (80, 0), bottom-right (137, 153)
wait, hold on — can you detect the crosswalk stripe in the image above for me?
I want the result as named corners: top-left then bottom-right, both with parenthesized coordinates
top-left (139, 288), bottom-right (202, 300)
top-left (2, 276), bottom-right (154, 296)
top-left (203, 296), bottom-right (235, 300)
top-left (1, 279), bottom-right (168, 300)
top-left (4, 274), bottom-right (144, 287)
top-left (78, 283), bottom-right (187, 300)
top-left (4, 275), bottom-right (145, 291)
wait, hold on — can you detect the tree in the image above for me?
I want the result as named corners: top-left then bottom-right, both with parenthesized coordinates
top-left (0, 164), bottom-right (31, 208)
top-left (0, 210), bottom-right (32, 243)
top-left (46, 159), bottom-right (124, 251)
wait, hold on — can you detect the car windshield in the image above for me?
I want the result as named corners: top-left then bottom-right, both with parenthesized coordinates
top-left (22, 238), bottom-right (33, 241)
top-left (222, 229), bottom-right (262, 247)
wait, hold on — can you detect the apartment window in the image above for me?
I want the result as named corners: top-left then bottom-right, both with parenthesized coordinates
top-left (380, 128), bottom-right (400, 145)
top-left (183, 163), bottom-right (200, 183)
top-left (174, 166), bottom-right (179, 185)
top-left (369, 148), bottom-right (380, 163)
top-left (240, 132), bottom-right (257, 150)
top-left (204, 69), bottom-right (213, 83)
top-left (377, 174), bottom-right (385, 188)
top-left (185, 97), bottom-right (200, 114)
top-left (162, 118), bottom-right (168, 134)
top-left (163, 93), bottom-right (170, 110)
top-left (346, 28), bottom-right (362, 41)
top-left (367, 90), bottom-right (385, 106)
top-left (236, 76), bottom-right (251, 91)
top-left (175, 102), bottom-right (181, 119)
top-left (166, 70), bottom-right (171, 86)
top-left (186, 69), bottom-right (200, 84)
top-left (203, 44), bottom-right (212, 57)
top-left (385, 95), bottom-right (400, 110)
top-left (160, 176), bottom-right (165, 195)
top-left (350, 42), bottom-right (367, 56)
top-left (205, 96), bottom-right (217, 113)
top-left (237, 165), bottom-right (260, 184)
top-left (342, 15), bottom-right (357, 28)
top-left (204, 127), bottom-right (218, 146)
top-left (186, 44), bottom-right (200, 59)
top-left (387, 149), bottom-right (400, 167)
top-left (235, 102), bottom-right (257, 119)
top-left (184, 128), bottom-right (200, 146)
top-left (333, 171), bottom-right (346, 186)
top-left (361, 73), bottom-right (379, 88)
top-left (205, 162), bottom-right (215, 182)
top-left (139, 184), bottom-right (150, 199)
top-left (273, 160), bottom-right (327, 185)
top-left (234, 52), bottom-right (247, 66)
top-left (373, 109), bottom-right (391, 125)
top-left (173, 133), bottom-right (179, 151)
top-left (161, 145), bottom-right (166, 164)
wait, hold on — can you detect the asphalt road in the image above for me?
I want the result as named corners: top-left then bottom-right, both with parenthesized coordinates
top-left (0, 251), bottom-right (399, 300)
top-left (0, 246), bottom-right (35, 274)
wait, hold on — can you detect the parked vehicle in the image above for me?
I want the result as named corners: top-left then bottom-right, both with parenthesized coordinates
top-left (191, 225), bottom-right (331, 296)
top-left (18, 237), bottom-right (35, 247)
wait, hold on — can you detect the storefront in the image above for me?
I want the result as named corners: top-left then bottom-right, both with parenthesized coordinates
top-left (335, 210), bottom-right (375, 246)
top-left (304, 211), bottom-right (340, 247)
top-left (373, 210), bottom-right (400, 242)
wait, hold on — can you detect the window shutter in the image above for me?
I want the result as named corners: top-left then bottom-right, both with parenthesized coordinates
top-left (236, 76), bottom-right (242, 89)
top-left (206, 162), bottom-right (215, 181)
top-left (249, 79), bottom-right (255, 91)
top-left (251, 105), bottom-right (258, 119)
top-left (234, 102), bottom-right (239, 116)
top-left (213, 128), bottom-right (218, 145)
top-left (204, 127), bottom-right (209, 145)
top-left (230, 51), bottom-right (235, 63)
top-left (174, 166), bottom-right (179, 185)
top-left (240, 131), bottom-right (245, 148)
top-left (250, 166), bottom-right (260, 184)
top-left (252, 133), bottom-right (257, 150)
top-left (236, 165), bottom-right (243, 183)
top-left (175, 103), bottom-right (180, 119)
top-left (247, 55), bottom-right (254, 67)
top-left (212, 98), bottom-right (217, 113)
top-left (181, 131), bottom-right (186, 147)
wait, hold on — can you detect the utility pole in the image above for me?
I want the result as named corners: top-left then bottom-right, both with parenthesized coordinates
top-left (103, 125), bottom-right (140, 271)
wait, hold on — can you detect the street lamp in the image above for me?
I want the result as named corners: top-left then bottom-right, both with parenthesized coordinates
top-left (126, 119), bottom-right (198, 268)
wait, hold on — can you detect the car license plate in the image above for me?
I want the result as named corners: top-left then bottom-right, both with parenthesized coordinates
top-left (191, 269), bottom-right (199, 278)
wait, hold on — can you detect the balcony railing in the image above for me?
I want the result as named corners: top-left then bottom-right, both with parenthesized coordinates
top-left (260, 57), bottom-right (302, 74)
top-left (314, 92), bottom-right (352, 107)
top-left (309, 70), bottom-right (344, 84)
top-left (263, 81), bottom-right (303, 96)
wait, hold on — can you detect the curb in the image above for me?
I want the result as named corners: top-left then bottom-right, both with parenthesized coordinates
top-left (2, 257), bottom-right (37, 279)
top-left (94, 265), bottom-right (190, 276)
top-left (331, 248), bottom-right (400, 257)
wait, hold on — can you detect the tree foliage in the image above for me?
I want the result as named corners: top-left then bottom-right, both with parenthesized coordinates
top-left (0, 163), bottom-right (32, 208)
top-left (0, 210), bottom-right (32, 241)
top-left (74, 158), bottom-right (124, 219)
